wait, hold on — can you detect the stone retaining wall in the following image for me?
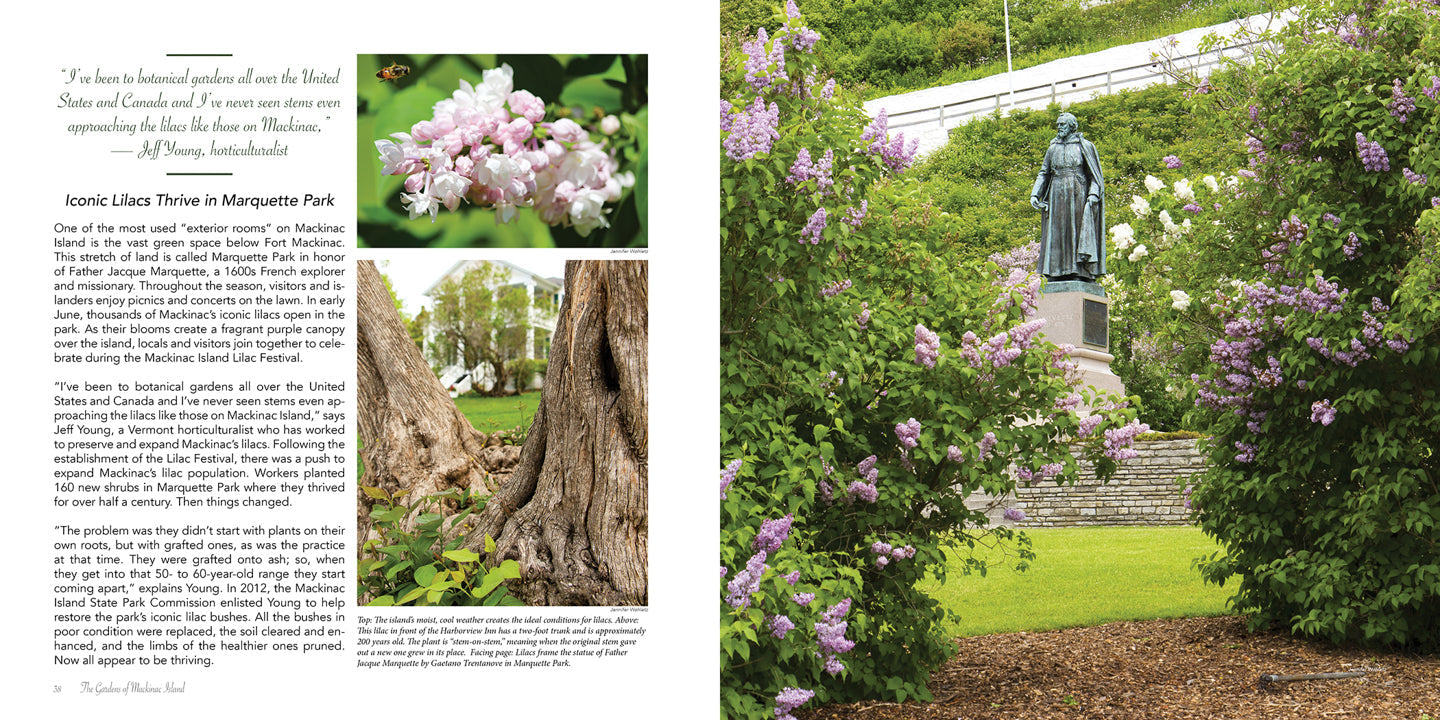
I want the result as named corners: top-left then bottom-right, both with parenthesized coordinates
top-left (1011, 438), bottom-right (1205, 527)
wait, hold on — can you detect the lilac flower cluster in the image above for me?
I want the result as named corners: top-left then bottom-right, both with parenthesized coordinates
top-left (814, 598), bottom-right (855, 675)
top-left (856, 302), bottom-right (870, 330)
top-left (1013, 463), bottom-right (1064, 483)
top-left (859, 109), bottom-right (919, 173)
top-left (914, 324), bottom-right (941, 368)
top-left (774, 687), bottom-right (815, 720)
top-left (894, 419), bottom-right (922, 448)
top-left (721, 458), bottom-right (743, 500)
top-left (722, 96), bottom-right (781, 162)
top-left (753, 514), bottom-right (794, 553)
top-left (976, 431), bottom-right (999, 461)
top-left (1404, 168), bottom-right (1428, 186)
top-left (1310, 399), bottom-right (1337, 426)
top-left (846, 455), bottom-right (880, 504)
top-left (786, 148), bottom-right (835, 194)
top-left (1343, 232), bottom-right (1362, 259)
top-left (1162, 155), bottom-right (1183, 169)
top-left (1356, 132), bottom-right (1390, 172)
top-left (869, 541), bottom-right (917, 569)
top-left (1389, 78), bottom-right (1415, 123)
top-left (768, 614), bottom-right (796, 639)
top-left (792, 592), bottom-right (815, 607)
top-left (1003, 508), bottom-right (1028, 522)
top-left (1425, 76), bottom-right (1440, 101)
top-left (741, 28), bottom-right (787, 92)
top-left (820, 278), bottom-right (852, 298)
top-left (843, 200), bottom-right (868, 228)
top-left (800, 207), bottom-right (827, 244)
top-left (1102, 419), bottom-right (1151, 461)
top-left (725, 552), bottom-right (767, 608)
top-left (374, 65), bottom-right (632, 234)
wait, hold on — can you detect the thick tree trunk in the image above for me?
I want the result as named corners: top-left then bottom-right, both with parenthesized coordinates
top-left (356, 260), bottom-right (493, 547)
top-left (462, 260), bottom-right (648, 606)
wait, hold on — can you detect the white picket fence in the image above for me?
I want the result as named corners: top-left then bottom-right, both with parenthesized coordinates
top-left (865, 12), bottom-right (1292, 157)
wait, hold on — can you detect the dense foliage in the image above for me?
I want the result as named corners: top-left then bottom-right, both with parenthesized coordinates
top-left (1107, 0), bottom-right (1440, 647)
top-left (357, 486), bottom-right (523, 606)
top-left (425, 261), bottom-right (555, 396)
top-left (720, 5), bottom-right (1143, 718)
top-left (721, 0), bottom-right (1270, 97)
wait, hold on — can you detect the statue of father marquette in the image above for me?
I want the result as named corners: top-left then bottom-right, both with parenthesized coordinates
top-left (1030, 112), bottom-right (1105, 282)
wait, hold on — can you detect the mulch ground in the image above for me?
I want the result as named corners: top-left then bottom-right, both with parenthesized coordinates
top-left (798, 616), bottom-right (1439, 720)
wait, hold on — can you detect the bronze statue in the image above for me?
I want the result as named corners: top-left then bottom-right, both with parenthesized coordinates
top-left (1030, 113), bottom-right (1105, 282)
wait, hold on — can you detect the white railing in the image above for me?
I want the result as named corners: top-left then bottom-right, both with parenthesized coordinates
top-left (884, 39), bottom-right (1265, 135)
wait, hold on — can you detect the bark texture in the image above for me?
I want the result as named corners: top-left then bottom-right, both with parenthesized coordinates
top-left (462, 260), bottom-right (648, 606)
top-left (356, 260), bottom-right (495, 547)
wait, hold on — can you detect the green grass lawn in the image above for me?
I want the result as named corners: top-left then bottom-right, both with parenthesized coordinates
top-left (454, 391), bottom-right (542, 434)
top-left (919, 526), bottom-right (1235, 637)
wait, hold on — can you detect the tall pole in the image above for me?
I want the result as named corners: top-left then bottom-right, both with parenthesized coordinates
top-left (1005, 0), bottom-right (1014, 109)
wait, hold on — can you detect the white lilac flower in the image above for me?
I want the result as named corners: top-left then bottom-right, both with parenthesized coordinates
top-left (1144, 174), bottom-right (1165, 194)
top-left (1203, 175), bottom-right (1219, 192)
top-left (1170, 290), bottom-right (1192, 311)
top-left (1130, 195), bottom-right (1150, 216)
top-left (1110, 223), bottom-right (1135, 250)
top-left (1128, 244), bottom-right (1149, 262)
top-left (1173, 178), bottom-right (1195, 203)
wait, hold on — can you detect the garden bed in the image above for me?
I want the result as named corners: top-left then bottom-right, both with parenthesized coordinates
top-left (798, 616), bottom-right (1438, 719)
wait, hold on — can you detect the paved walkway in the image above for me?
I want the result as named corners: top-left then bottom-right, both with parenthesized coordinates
top-left (864, 12), bottom-right (1292, 157)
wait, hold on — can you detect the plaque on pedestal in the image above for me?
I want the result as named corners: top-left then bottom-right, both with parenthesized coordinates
top-left (1035, 281), bottom-right (1125, 398)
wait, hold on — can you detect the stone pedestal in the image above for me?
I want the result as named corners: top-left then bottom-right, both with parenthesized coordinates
top-left (1036, 280), bottom-right (1125, 398)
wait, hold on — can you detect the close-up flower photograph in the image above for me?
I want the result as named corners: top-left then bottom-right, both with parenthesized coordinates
top-left (357, 53), bottom-right (648, 248)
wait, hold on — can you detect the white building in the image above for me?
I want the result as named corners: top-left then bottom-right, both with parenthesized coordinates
top-left (424, 259), bottom-right (563, 394)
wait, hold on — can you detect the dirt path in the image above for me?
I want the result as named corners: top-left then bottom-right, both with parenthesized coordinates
top-left (799, 616), bottom-right (1439, 719)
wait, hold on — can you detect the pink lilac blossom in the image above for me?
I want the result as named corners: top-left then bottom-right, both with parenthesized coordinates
top-left (1162, 155), bottom-right (1183, 169)
top-left (784, 570), bottom-right (801, 585)
top-left (375, 65), bottom-right (629, 235)
top-left (1003, 508), bottom-right (1028, 522)
top-left (792, 592), bottom-right (815, 606)
top-left (856, 302), bottom-right (870, 330)
top-left (1404, 168), bottom-right (1428, 186)
top-left (1310, 399), bottom-right (1337, 426)
top-left (859, 109), bottom-right (918, 173)
top-left (1425, 76), bottom-right (1440, 101)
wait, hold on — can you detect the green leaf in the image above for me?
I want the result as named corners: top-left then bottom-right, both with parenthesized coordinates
top-left (442, 548), bottom-right (481, 564)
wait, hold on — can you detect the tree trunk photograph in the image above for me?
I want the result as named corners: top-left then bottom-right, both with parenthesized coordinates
top-left (356, 259), bottom-right (648, 606)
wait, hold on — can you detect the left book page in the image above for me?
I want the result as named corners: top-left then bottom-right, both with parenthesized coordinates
top-left (16, 2), bottom-right (719, 716)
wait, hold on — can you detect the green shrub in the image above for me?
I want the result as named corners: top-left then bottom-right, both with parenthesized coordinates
top-left (721, 8), bottom-right (1144, 717)
top-left (1113, 0), bottom-right (1440, 647)
top-left (507, 357), bottom-right (536, 390)
top-left (357, 486), bottom-right (523, 606)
